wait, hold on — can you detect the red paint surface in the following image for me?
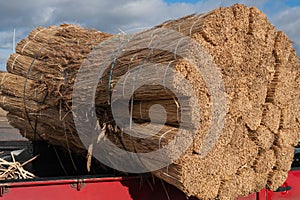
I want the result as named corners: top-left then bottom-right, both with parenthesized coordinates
top-left (0, 176), bottom-right (197, 200)
top-left (0, 170), bottom-right (299, 199)
top-left (236, 192), bottom-right (256, 200)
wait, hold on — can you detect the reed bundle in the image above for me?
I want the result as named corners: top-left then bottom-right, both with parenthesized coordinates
top-left (0, 4), bottom-right (299, 200)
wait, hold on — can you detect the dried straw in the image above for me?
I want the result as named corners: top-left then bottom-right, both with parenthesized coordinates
top-left (0, 4), bottom-right (299, 200)
top-left (0, 153), bottom-right (37, 180)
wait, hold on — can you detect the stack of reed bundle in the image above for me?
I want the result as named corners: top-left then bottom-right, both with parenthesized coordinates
top-left (0, 4), bottom-right (299, 200)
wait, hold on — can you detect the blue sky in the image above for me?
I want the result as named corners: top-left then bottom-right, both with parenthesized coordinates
top-left (286, 0), bottom-right (300, 7)
top-left (166, 0), bottom-right (199, 3)
top-left (0, 0), bottom-right (299, 70)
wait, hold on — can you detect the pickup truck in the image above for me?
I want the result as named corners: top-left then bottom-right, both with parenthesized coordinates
top-left (0, 141), bottom-right (298, 200)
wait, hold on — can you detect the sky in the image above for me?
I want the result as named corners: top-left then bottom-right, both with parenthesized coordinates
top-left (0, 0), bottom-right (299, 70)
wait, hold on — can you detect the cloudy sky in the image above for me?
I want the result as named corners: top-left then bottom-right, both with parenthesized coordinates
top-left (0, 0), bottom-right (299, 70)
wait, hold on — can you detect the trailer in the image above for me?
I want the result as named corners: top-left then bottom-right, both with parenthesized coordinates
top-left (0, 141), bottom-right (298, 200)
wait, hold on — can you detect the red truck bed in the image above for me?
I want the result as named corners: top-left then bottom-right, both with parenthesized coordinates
top-left (0, 176), bottom-right (198, 200)
top-left (0, 170), bottom-right (299, 200)
top-left (0, 121), bottom-right (298, 200)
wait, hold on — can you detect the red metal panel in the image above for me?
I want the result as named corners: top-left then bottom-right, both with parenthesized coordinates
top-left (236, 192), bottom-right (256, 200)
top-left (257, 188), bottom-right (267, 200)
top-left (2, 170), bottom-right (299, 200)
top-left (0, 176), bottom-right (197, 200)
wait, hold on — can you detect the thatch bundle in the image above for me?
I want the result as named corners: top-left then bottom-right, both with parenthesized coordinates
top-left (0, 4), bottom-right (300, 200)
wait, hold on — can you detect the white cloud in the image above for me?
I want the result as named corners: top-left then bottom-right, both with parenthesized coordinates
top-left (48, 0), bottom-right (198, 33)
top-left (36, 7), bottom-right (55, 24)
top-left (0, 49), bottom-right (11, 71)
top-left (0, 31), bottom-right (14, 49)
top-left (269, 6), bottom-right (300, 56)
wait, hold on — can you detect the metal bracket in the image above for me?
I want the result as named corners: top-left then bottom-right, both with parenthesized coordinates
top-left (70, 180), bottom-right (85, 191)
top-left (0, 186), bottom-right (9, 197)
